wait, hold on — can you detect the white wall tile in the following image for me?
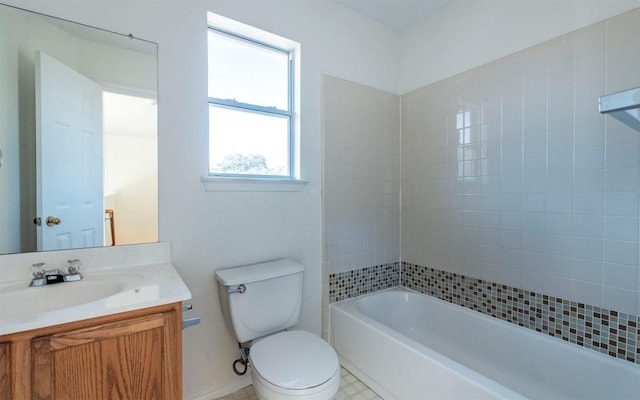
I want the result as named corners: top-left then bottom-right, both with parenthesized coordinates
top-left (546, 193), bottom-right (573, 214)
top-left (522, 193), bottom-right (546, 213)
top-left (573, 214), bottom-right (604, 238)
top-left (605, 144), bottom-right (640, 169)
top-left (547, 151), bottom-right (573, 172)
top-left (605, 168), bottom-right (640, 192)
top-left (500, 212), bottom-right (522, 231)
top-left (573, 280), bottom-right (603, 305)
top-left (574, 146), bottom-right (604, 170)
top-left (604, 216), bottom-right (639, 241)
top-left (545, 213), bottom-right (573, 235)
top-left (575, 29), bottom-right (605, 59)
top-left (401, 9), bottom-right (640, 313)
top-left (604, 262), bottom-right (639, 290)
top-left (546, 234), bottom-right (572, 257)
top-left (523, 173), bottom-right (546, 193)
top-left (545, 276), bottom-right (573, 299)
top-left (606, 118), bottom-right (640, 145)
top-left (604, 192), bottom-right (638, 216)
top-left (573, 258), bottom-right (604, 284)
top-left (547, 173), bottom-right (573, 193)
top-left (522, 212), bottom-right (546, 233)
top-left (602, 285), bottom-right (638, 315)
top-left (603, 239), bottom-right (638, 266)
top-left (523, 141), bottom-right (546, 168)
top-left (501, 174), bottom-right (522, 193)
top-left (521, 270), bottom-right (546, 293)
top-left (574, 193), bottom-right (604, 215)
top-left (572, 237), bottom-right (604, 261)
top-left (522, 232), bottom-right (546, 253)
top-left (500, 193), bottom-right (522, 211)
top-left (323, 76), bottom-right (400, 274)
top-left (546, 254), bottom-right (573, 277)
top-left (574, 170), bottom-right (604, 192)
top-left (522, 251), bottom-right (546, 272)
top-left (575, 121), bottom-right (606, 148)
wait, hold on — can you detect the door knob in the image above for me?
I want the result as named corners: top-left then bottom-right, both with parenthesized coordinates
top-left (46, 216), bottom-right (61, 227)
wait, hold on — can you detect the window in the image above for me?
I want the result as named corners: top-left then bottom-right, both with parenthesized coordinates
top-left (207, 16), bottom-right (296, 179)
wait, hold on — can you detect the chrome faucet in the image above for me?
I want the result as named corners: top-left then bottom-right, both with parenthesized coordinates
top-left (29, 259), bottom-right (83, 287)
top-left (64, 259), bottom-right (83, 282)
top-left (29, 262), bottom-right (47, 287)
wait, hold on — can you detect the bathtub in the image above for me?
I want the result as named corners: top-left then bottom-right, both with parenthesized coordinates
top-left (330, 287), bottom-right (640, 400)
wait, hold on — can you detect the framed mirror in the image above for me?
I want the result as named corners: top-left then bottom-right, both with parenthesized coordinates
top-left (0, 3), bottom-right (158, 254)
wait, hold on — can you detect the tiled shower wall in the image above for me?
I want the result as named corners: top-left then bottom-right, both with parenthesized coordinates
top-left (402, 7), bottom-right (640, 317)
top-left (323, 8), bottom-right (640, 363)
top-left (321, 76), bottom-right (400, 337)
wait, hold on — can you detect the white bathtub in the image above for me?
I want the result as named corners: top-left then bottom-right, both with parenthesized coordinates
top-left (330, 287), bottom-right (640, 400)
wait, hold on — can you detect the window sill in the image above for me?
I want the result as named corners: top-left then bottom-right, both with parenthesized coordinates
top-left (201, 176), bottom-right (308, 192)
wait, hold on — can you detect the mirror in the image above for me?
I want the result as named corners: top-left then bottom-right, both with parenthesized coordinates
top-left (0, 3), bottom-right (158, 254)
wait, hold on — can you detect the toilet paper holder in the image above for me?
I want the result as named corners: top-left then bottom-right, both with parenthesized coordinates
top-left (182, 303), bottom-right (201, 330)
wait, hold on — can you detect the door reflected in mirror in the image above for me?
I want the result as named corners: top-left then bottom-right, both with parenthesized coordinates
top-left (0, 3), bottom-right (158, 254)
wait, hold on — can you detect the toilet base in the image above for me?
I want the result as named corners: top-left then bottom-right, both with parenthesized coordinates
top-left (251, 366), bottom-right (340, 400)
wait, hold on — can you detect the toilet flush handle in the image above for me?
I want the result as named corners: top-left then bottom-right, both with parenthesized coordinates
top-left (228, 284), bottom-right (246, 294)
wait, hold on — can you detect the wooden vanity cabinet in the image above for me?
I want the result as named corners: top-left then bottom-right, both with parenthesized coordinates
top-left (0, 302), bottom-right (182, 400)
top-left (0, 342), bottom-right (10, 399)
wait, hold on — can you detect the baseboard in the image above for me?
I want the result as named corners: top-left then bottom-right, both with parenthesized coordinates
top-left (184, 375), bottom-right (252, 400)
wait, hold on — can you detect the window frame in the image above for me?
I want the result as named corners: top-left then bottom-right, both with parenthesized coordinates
top-left (207, 26), bottom-right (295, 180)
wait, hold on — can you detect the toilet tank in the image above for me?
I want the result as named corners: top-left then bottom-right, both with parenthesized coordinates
top-left (215, 259), bottom-right (304, 344)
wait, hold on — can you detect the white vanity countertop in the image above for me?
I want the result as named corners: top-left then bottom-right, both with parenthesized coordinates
top-left (0, 261), bottom-right (192, 336)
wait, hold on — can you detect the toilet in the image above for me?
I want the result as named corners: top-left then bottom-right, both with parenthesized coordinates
top-left (215, 259), bottom-right (340, 400)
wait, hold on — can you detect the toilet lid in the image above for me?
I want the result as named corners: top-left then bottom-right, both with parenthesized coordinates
top-left (250, 330), bottom-right (338, 390)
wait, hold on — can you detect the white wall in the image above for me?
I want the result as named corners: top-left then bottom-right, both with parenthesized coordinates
top-left (104, 133), bottom-right (158, 246)
top-left (0, 7), bottom-right (22, 254)
top-left (400, 0), bottom-right (640, 93)
top-left (2, 1), bottom-right (399, 398)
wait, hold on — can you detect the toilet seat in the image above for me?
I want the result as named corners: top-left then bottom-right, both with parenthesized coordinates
top-left (252, 366), bottom-right (340, 400)
top-left (250, 330), bottom-right (340, 399)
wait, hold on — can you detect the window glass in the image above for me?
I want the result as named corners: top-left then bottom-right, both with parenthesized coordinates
top-left (207, 26), bottom-right (293, 178)
top-left (209, 105), bottom-right (289, 176)
top-left (208, 29), bottom-right (289, 111)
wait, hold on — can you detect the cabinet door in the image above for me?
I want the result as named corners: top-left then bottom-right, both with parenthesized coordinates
top-left (0, 342), bottom-right (10, 399)
top-left (31, 311), bottom-right (179, 400)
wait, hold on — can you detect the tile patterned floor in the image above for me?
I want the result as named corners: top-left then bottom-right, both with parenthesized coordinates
top-left (216, 385), bottom-right (256, 400)
top-left (335, 367), bottom-right (382, 400)
top-left (217, 367), bottom-right (382, 400)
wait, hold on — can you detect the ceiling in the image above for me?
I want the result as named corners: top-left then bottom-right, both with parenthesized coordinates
top-left (335, 0), bottom-right (452, 31)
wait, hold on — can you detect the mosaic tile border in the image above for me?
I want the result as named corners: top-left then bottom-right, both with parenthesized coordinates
top-left (328, 262), bottom-right (640, 366)
top-left (328, 262), bottom-right (400, 302)
top-left (401, 262), bottom-right (640, 366)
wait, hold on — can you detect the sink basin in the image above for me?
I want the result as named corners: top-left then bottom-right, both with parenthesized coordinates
top-left (0, 259), bottom-right (191, 336)
top-left (0, 274), bottom-right (142, 320)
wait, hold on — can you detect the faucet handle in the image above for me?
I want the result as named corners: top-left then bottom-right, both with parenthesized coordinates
top-left (66, 259), bottom-right (82, 274)
top-left (31, 263), bottom-right (45, 279)
top-left (63, 259), bottom-right (83, 282)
